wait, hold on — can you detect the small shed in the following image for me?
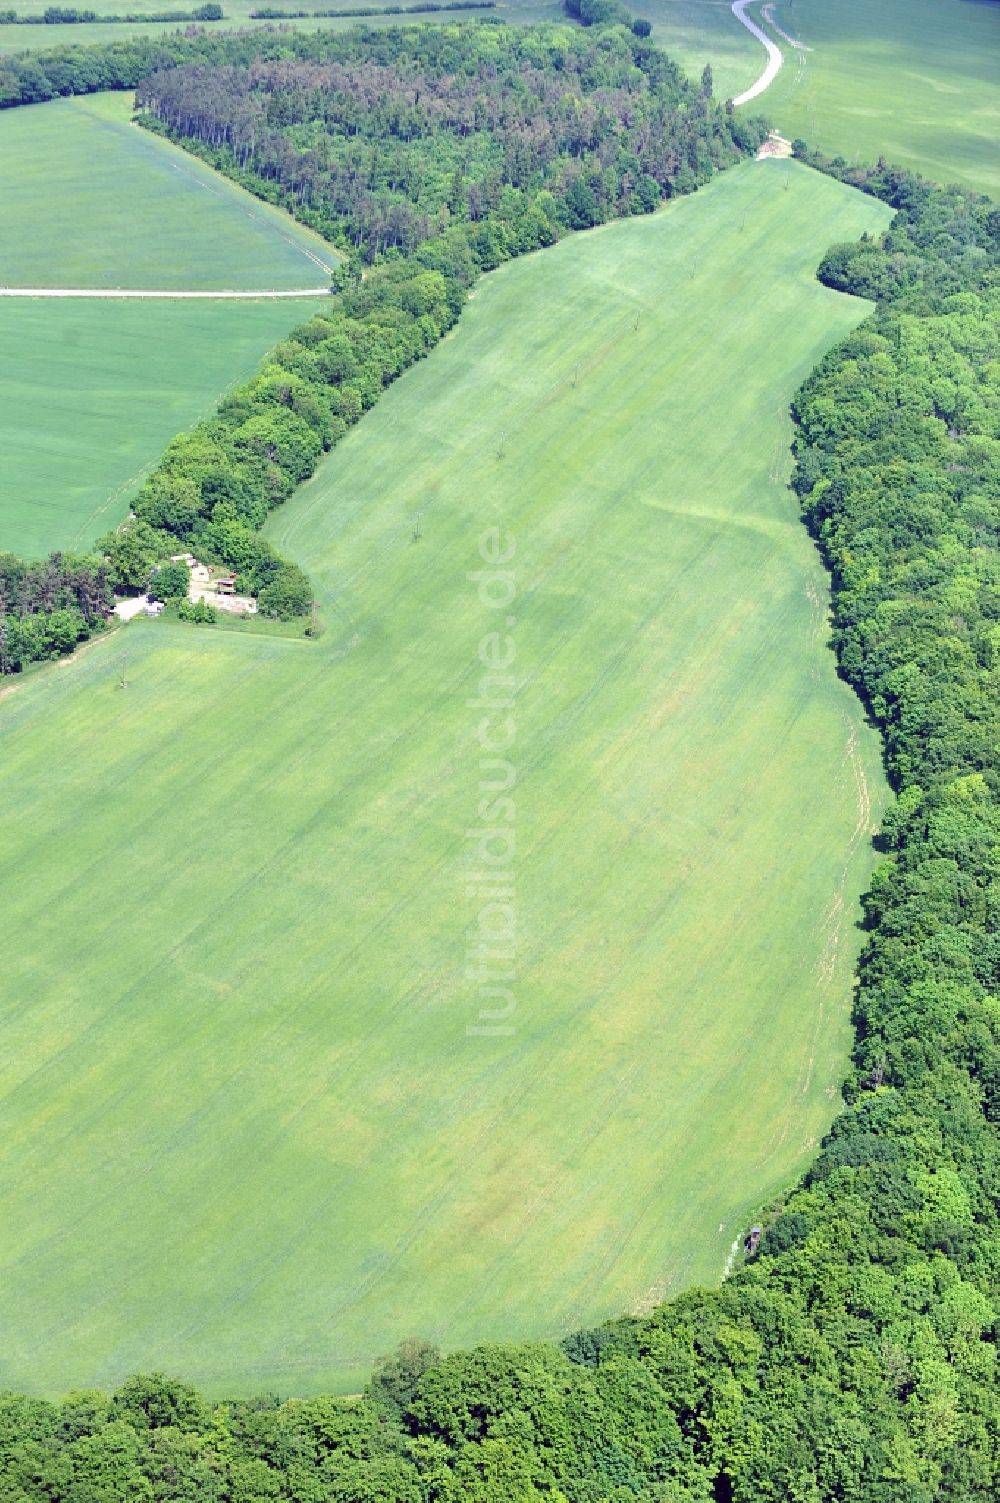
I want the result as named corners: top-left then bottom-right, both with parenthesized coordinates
top-left (215, 575), bottom-right (237, 596)
top-left (744, 1226), bottom-right (762, 1255)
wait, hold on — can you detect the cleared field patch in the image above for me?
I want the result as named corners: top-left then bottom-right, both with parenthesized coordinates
top-left (0, 92), bottom-right (334, 288)
top-left (0, 299), bottom-right (327, 557)
top-left (0, 161), bottom-right (891, 1397)
top-left (0, 90), bottom-right (331, 556)
top-left (762, 0), bottom-right (1000, 197)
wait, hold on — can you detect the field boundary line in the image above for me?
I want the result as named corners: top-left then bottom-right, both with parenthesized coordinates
top-left (0, 287), bottom-right (331, 299)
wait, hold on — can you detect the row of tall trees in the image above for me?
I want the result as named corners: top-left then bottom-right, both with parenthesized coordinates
top-left (249, 2), bottom-right (496, 18)
top-left (134, 20), bottom-right (761, 259)
top-left (0, 6), bottom-right (223, 25)
top-left (100, 251), bottom-right (467, 615)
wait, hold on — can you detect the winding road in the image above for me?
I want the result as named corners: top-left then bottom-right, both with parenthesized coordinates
top-left (0, 287), bottom-right (331, 299)
top-left (731, 0), bottom-right (784, 107)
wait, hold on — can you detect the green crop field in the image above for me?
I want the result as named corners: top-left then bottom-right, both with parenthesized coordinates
top-left (0, 0), bottom-right (506, 54)
top-left (0, 91), bottom-right (330, 557)
top-left (0, 160), bottom-right (891, 1397)
top-left (626, 0), bottom-right (766, 104)
top-left (619, 0), bottom-right (1000, 195)
top-left (0, 92), bottom-right (335, 288)
top-left (0, 299), bottom-right (327, 557)
top-left (760, 0), bottom-right (1000, 197)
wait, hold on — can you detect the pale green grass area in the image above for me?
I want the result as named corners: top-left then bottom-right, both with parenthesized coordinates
top-left (0, 161), bottom-right (892, 1397)
top-left (0, 298), bottom-right (327, 557)
top-left (762, 0), bottom-right (1000, 197)
top-left (0, 92), bottom-right (336, 287)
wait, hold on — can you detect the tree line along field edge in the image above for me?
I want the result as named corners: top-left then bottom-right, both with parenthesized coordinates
top-left (4, 0), bottom-right (997, 203)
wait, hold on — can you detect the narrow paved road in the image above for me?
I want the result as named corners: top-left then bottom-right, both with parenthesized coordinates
top-left (0, 287), bottom-right (331, 299)
top-left (731, 0), bottom-right (784, 107)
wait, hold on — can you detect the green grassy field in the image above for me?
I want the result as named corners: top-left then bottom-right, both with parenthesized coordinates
top-left (0, 92), bottom-right (335, 287)
top-left (625, 0), bottom-right (766, 103)
top-left (0, 299), bottom-right (327, 557)
top-left (762, 0), bottom-right (1000, 198)
top-left (0, 0), bottom-right (507, 53)
top-left (0, 91), bottom-right (330, 557)
top-left (0, 160), bottom-right (891, 1397)
top-left (616, 0), bottom-right (1000, 192)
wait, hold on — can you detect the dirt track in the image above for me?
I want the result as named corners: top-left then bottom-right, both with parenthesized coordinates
top-left (731, 0), bottom-right (784, 106)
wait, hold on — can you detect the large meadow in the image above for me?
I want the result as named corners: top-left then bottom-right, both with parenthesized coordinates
top-left (0, 156), bottom-right (891, 1394)
top-left (0, 91), bottom-right (330, 556)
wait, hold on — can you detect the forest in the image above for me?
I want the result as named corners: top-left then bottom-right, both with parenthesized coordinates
top-left (0, 19), bottom-right (764, 664)
top-left (0, 140), bottom-right (997, 1499)
top-left (0, 551), bottom-right (113, 672)
top-left (249, 4), bottom-right (496, 20)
